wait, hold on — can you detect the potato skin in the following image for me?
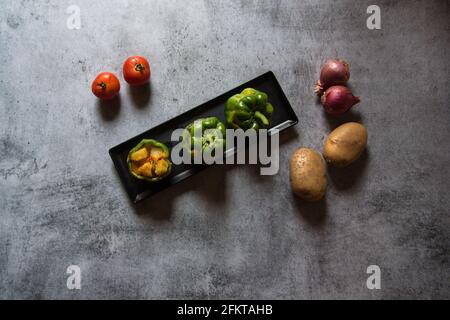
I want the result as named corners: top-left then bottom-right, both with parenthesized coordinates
top-left (290, 148), bottom-right (327, 201)
top-left (323, 122), bottom-right (368, 167)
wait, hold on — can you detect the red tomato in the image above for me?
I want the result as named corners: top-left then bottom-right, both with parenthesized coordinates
top-left (123, 56), bottom-right (151, 86)
top-left (91, 72), bottom-right (120, 100)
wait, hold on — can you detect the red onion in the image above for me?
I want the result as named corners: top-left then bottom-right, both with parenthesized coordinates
top-left (321, 85), bottom-right (360, 115)
top-left (315, 59), bottom-right (350, 95)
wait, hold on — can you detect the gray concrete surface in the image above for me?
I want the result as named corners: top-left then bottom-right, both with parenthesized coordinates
top-left (0, 0), bottom-right (449, 299)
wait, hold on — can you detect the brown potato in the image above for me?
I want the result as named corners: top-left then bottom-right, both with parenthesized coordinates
top-left (290, 148), bottom-right (327, 201)
top-left (323, 122), bottom-right (368, 167)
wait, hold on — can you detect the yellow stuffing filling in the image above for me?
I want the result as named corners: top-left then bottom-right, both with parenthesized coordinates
top-left (130, 148), bottom-right (148, 162)
top-left (150, 148), bottom-right (165, 161)
top-left (155, 159), bottom-right (169, 176)
top-left (130, 146), bottom-right (169, 178)
top-left (137, 162), bottom-right (153, 177)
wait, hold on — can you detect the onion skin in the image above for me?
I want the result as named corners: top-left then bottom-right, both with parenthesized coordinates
top-left (315, 59), bottom-right (350, 95)
top-left (321, 85), bottom-right (360, 116)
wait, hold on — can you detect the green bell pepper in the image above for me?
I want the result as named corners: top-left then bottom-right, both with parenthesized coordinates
top-left (182, 116), bottom-right (226, 157)
top-left (127, 139), bottom-right (172, 182)
top-left (225, 88), bottom-right (274, 130)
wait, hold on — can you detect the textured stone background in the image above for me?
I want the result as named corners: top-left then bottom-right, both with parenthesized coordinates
top-left (0, 0), bottom-right (449, 299)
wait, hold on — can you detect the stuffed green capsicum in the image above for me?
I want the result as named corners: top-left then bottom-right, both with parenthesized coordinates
top-left (182, 116), bottom-right (226, 157)
top-left (225, 88), bottom-right (274, 130)
top-left (127, 139), bottom-right (172, 181)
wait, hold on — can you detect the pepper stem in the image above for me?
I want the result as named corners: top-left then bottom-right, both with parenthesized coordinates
top-left (254, 111), bottom-right (269, 126)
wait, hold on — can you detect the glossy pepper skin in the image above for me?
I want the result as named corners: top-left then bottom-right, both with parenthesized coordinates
top-left (225, 88), bottom-right (274, 130)
top-left (127, 139), bottom-right (172, 182)
top-left (182, 117), bottom-right (226, 157)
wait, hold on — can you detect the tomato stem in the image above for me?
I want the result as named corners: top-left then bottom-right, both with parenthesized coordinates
top-left (135, 63), bottom-right (145, 72)
top-left (97, 82), bottom-right (107, 90)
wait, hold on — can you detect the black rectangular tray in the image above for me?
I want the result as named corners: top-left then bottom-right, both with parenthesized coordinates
top-left (109, 71), bottom-right (298, 203)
